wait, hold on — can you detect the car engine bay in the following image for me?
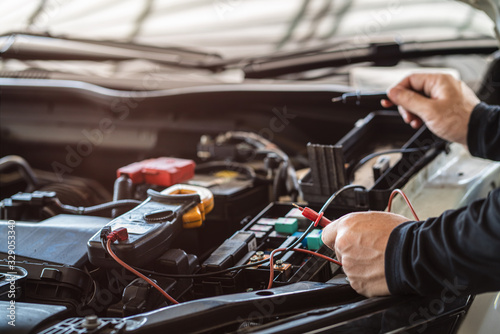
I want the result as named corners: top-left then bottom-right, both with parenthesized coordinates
top-left (2, 3), bottom-right (500, 329)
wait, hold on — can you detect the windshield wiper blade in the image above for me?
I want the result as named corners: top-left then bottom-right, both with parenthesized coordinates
top-left (243, 38), bottom-right (498, 79)
top-left (0, 33), bottom-right (225, 71)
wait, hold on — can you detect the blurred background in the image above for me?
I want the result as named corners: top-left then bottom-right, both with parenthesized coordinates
top-left (0, 0), bottom-right (495, 58)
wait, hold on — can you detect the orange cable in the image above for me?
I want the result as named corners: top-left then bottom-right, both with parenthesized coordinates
top-left (267, 247), bottom-right (342, 289)
top-left (267, 189), bottom-right (418, 290)
top-left (106, 239), bottom-right (179, 305)
top-left (387, 189), bottom-right (419, 220)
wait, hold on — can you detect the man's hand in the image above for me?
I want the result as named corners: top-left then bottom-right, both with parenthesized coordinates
top-left (321, 211), bottom-right (409, 297)
top-left (381, 73), bottom-right (480, 145)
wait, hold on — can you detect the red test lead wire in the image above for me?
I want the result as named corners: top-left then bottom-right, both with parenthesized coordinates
top-left (387, 189), bottom-right (420, 221)
top-left (278, 190), bottom-right (419, 291)
top-left (295, 188), bottom-right (419, 224)
top-left (292, 204), bottom-right (333, 227)
top-left (267, 248), bottom-right (342, 289)
top-left (105, 237), bottom-right (179, 305)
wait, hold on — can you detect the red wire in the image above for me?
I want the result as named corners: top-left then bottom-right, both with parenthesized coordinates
top-left (103, 190), bottom-right (418, 296)
top-left (106, 239), bottom-right (179, 305)
top-left (267, 247), bottom-right (342, 289)
top-left (387, 189), bottom-right (419, 220)
top-left (267, 189), bottom-right (418, 290)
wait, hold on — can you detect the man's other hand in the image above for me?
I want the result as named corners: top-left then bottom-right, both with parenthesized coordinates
top-left (381, 73), bottom-right (479, 145)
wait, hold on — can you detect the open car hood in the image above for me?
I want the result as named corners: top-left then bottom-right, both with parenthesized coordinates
top-left (460, 0), bottom-right (500, 42)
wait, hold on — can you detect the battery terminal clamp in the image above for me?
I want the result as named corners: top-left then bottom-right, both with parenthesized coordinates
top-left (156, 184), bottom-right (214, 229)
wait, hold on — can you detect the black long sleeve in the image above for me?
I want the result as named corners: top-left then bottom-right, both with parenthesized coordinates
top-left (467, 102), bottom-right (500, 160)
top-left (385, 102), bottom-right (500, 296)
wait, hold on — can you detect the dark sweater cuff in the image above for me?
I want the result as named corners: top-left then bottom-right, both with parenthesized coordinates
top-left (385, 221), bottom-right (418, 295)
top-left (467, 102), bottom-right (491, 158)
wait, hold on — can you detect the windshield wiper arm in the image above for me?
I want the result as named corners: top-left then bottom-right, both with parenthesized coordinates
top-left (243, 38), bottom-right (498, 79)
top-left (0, 33), bottom-right (225, 71)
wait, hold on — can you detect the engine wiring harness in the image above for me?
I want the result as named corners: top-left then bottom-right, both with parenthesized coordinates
top-left (99, 184), bottom-right (419, 304)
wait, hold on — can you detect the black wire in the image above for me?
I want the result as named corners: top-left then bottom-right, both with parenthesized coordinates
top-left (318, 184), bottom-right (366, 214)
top-left (99, 146), bottom-right (431, 282)
top-left (130, 184), bottom-right (366, 279)
top-left (54, 198), bottom-right (142, 215)
top-left (264, 184), bottom-right (367, 278)
top-left (98, 146), bottom-right (437, 281)
top-left (131, 257), bottom-right (274, 278)
top-left (285, 184), bottom-right (366, 252)
top-left (101, 238), bottom-right (108, 255)
top-left (103, 237), bottom-right (270, 279)
top-left (348, 145), bottom-right (436, 182)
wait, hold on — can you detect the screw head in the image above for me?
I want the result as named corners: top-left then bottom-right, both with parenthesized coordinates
top-left (200, 135), bottom-right (211, 145)
top-left (82, 315), bottom-right (101, 329)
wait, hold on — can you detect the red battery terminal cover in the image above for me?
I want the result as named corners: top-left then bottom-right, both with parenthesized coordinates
top-left (117, 157), bottom-right (195, 187)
